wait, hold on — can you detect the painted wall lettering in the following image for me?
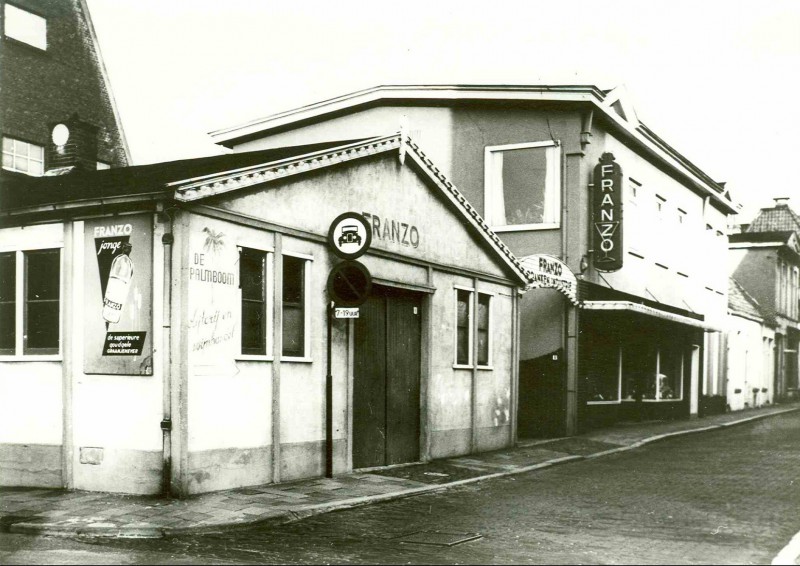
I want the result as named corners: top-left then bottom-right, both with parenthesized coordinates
top-left (362, 212), bottom-right (420, 248)
top-left (592, 153), bottom-right (624, 272)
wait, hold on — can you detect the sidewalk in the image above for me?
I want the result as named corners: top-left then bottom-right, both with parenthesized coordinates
top-left (1, 404), bottom-right (797, 540)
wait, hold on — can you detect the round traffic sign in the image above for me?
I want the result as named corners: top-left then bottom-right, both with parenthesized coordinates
top-left (328, 212), bottom-right (372, 260)
top-left (327, 260), bottom-right (372, 307)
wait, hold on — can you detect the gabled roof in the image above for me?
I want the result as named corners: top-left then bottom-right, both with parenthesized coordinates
top-left (746, 202), bottom-right (800, 233)
top-left (0, 134), bottom-right (530, 287)
top-left (169, 134), bottom-right (530, 286)
top-left (728, 277), bottom-right (770, 324)
top-left (0, 140), bottom-right (364, 217)
top-left (208, 84), bottom-right (737, 214)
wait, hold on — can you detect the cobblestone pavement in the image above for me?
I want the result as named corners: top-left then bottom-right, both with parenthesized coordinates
top-left (2, 409), bottom-right (798, 564)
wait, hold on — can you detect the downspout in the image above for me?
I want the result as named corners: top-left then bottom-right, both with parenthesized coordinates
top-left (159, 205), bottom-right (175, 495)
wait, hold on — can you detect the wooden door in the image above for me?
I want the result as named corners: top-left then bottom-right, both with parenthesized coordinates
top-left (353, 287), bottom-right (421, 469)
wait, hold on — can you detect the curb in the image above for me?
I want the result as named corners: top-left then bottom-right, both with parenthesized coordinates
top-left (5, 406), bottom-right (798, 539)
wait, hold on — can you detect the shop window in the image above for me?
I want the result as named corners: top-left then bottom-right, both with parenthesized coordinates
top-left (0, 249), bottom-right (60, 357)
top-left (476, 293), bottom-right (491, 367)
top-left (621, 340), bottom-right (683, 401)
top-left (2, 137), bottom-right (44, 176)
top-left (3, 4), bottom-right (47, 50)
top-left (484, 141), bottom-right (560, 231)
top-left (622, 342), bottom-right (655, 401)
top-left (239, 247), bottom-right (268, 356)
top-left (455, 288), bottom-right (472, 366)
top-left (586, 344), bottom-right (621, 403)
top-left (282, 254), bottom-right (309, 359)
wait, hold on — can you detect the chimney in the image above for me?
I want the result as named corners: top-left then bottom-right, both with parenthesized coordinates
top-left (45, 114), bottom-right (99, 174)
top-left (774, 197), bottom-right (791, 208)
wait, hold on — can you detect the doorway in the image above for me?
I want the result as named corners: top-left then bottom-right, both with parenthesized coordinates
top-left (353, 286), bottom-right (421, 469)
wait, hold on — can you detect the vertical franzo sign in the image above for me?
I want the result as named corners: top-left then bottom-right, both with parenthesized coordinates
top-left (84, 215), bottom-right (153, 375)
top-left (593, 152), bottom-right (623, 272)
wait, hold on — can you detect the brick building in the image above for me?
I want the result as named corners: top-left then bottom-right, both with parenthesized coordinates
top-left (1, 0), bottom-right (129, 175)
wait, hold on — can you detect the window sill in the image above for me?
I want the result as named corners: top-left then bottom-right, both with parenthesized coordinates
top-left (621, 398), bottom-right (683, 403)
top-left (0, 355), bottom-right (62, 362)
top-left (282, 356), bottom-right (312, 363)
top-left (236, 355), bottom-right (275, 362)
top-left (453, 364), bottom-right (473, 370)
top-left (476, 365), bottom-right (494, 371)
top-left (491, 223), bottom-right (560, 233)
top-left (587, 400), bottom-right (621, 405)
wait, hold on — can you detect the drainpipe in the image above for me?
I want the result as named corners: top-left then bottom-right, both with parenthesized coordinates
top-left (159, 205), bottom-right (175, 495)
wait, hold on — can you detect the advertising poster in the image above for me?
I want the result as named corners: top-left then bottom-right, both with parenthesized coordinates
top-left (187, 222), bottom-right (240, 377)
top-left (84, 215), bottom-right (153, 375)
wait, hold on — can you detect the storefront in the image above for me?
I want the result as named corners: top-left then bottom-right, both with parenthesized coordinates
top-left (0, 134), bottom-right (528, 495)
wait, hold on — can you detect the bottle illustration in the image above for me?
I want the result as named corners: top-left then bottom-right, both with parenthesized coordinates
top-left (102, 243), bottom-right (134, 325)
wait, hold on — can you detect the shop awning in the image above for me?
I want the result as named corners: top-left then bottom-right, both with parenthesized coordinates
top-left (581, 300), bottom-right (723, 332)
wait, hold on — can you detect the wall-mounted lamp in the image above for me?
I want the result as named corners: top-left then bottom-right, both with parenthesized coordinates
top-left (579, 254), bottom-right (590, 274)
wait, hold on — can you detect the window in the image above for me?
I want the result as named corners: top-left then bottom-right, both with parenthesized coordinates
top-left (621, 340), bottom-right (683, 402)
top-left (454, 288), bottom-right (492, 367)
top-left (239, 247), bottom-right (267, 356)
top-left (3, 4), bottom-right (47, 50)
top-left (586, 342), bottom-right (621, 403)
top-left (455, 288), bottom-right (472, 366)
top-left (282, 254), bottom-right (308, 358)
top-left (0, 249), bottom-right (60, 356)
top-left (484, 141), bottom-right (560, 230)
top-left (476, 293), bottom-right (491, 366)
top-left (2, 137), bottom-right (44, 176)
top-left (97, 162), bottom-right (111, 170)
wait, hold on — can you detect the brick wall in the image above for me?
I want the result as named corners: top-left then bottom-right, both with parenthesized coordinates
top-left (0, 0), bottom-right (128, 168)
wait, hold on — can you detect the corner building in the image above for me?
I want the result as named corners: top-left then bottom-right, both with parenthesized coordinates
top-left (0, 136), bottom-right (527, 495)
top-left (211, 85), bottom-right (739, 436)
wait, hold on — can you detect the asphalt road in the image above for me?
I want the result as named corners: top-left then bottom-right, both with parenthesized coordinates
top-left (2, 411), bottom-right (799, 565)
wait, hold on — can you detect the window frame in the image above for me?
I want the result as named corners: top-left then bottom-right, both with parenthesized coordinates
top-left (453, 286), bottom-right (474, 368)
top-left (476, 291), bottom-right (493, 369)
top-left (3, 3), bottom-right (47, 51)
top-left (484, 140), bottom-right (561, 232)
top-left (236, 246), bottom-right (274, 361)
top-left (0, 246), bottom-right (62, 360)
top-left (2, 136), bottom-right (45, 176)
top-left (586, 345), bottom-right (623, 405)
top-left (619, 345), bottom-right (685, 403)
top-left (281, 251), bottom-right (312, 362)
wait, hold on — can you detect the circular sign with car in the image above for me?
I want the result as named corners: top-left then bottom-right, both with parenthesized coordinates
top-left (327, 212), bottom-right (372, 260)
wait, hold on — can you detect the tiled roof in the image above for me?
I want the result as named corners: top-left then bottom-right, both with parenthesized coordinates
top-left (728, 277), bottom-right (767, 323)
top-left (729, 231), bottom-right (795, 245)
top-left (746, 205), bottom-right (800, 233)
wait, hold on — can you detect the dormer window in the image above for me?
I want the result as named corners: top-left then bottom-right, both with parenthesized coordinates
top-left (2, 137), bottom-right (44, 176)
top-left (4, 4), bottom-right (47, 51)
top-left (484, 141), bottom-right (561, 231)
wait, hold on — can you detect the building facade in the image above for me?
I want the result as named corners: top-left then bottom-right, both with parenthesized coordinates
top-left (0, 136), bottom-right (527, 495)
top-left (211, 85), bottom-right (739, 436)
top-left (1, 0), bottom-right (129, 175)
top-left (729, 214), bottom-right (800, 402)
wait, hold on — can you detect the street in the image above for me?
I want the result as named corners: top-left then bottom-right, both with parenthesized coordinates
top-left (2, 411), bottom-right (799, 565)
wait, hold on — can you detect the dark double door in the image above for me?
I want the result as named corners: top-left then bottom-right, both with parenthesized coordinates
top-left (353, 286), bottom-right (421, 469)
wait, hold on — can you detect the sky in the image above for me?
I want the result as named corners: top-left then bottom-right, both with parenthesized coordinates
top-left (84, 0), bottom-right (800, 222)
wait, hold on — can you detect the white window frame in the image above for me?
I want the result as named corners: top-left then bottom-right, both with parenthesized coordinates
top-left (484, 140), bottom-right (561, 232)
top-left (2, 136), bottom-right (44, 176)
top-left (626, 178), bottom-right (644, 258)
top-left (3, 3), bottom-right (47, 50)
top-left (476, 291), bottom-right (493, 369)
top-left (281, 250), bottom-right (312, 362)
top-left (453, 285), bottom-right (474, 368)
top-left (0, 246), bottom-right (63, 361)
top-left (236, 245), bottom-right (274, 361)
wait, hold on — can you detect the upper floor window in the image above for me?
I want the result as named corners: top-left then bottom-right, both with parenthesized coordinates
top-left (484, 141), bottom-right (561, 231)
top-left (97, 162), bottom-right (111, 170)
top-left (4, 4), bottom-right (47, 50)
top-left (2, 137), bottom-right (44, 176)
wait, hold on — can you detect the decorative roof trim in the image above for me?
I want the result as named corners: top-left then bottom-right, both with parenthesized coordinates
top-left (207, 84), bottom-right (736, 213)
top-left (170, 133), bottom-right (531, 286)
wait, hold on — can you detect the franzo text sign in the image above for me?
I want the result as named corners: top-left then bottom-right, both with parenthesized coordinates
top-left (593, 152), bottom-right (623, 272)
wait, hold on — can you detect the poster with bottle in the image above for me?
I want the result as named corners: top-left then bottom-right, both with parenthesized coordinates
top-left (84, 215), bottom-right (153, 375)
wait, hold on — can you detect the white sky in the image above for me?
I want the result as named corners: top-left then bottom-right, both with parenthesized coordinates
top-left (85, 0), bottom-right (800, 222)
